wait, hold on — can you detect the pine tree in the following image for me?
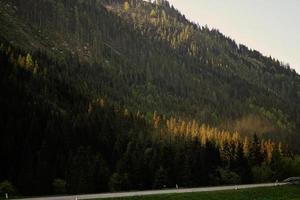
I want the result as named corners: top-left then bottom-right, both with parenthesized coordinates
top-left (249, 134), bottom-right (264, 166)
top-left (153, 166), bottom-right (167, 189)
top-left (124, 1), bottom-right (130, 12)
top-left (150, 9), bottom-right (157, 18)
top-left (25, 53), bottom-right (33, 70)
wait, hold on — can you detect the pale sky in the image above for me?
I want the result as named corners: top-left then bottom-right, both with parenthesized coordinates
top-left (168, 0), bottom-right (300, 73)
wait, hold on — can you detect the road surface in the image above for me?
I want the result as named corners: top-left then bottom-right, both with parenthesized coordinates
top-left (14, 182), bottom-right (287, 200)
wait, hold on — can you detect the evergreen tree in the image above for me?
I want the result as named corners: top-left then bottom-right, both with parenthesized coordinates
top-left (153, 166), bottom-right (167, 189)
top-left (249, 134), bottom-right (264, 166)
top-left (124, 1), bottom-right (130, 12)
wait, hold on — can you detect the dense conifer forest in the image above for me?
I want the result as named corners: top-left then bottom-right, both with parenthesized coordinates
top-left (0, 0), bottom-right (299, 196)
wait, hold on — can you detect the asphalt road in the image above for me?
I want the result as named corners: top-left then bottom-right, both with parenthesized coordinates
top-left (14, 182), bottom-right (287, 200)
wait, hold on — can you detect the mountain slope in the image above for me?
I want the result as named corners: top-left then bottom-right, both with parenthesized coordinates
top-left (1, 0), bottom-right (299, 142)
top-left (0, 0), bottom-right (300, 196)
top-left (103, 0), bottom-right (300, 122)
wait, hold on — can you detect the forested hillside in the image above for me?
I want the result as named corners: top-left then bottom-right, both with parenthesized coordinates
top-left (0, 0), bottom-right (300, 197)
